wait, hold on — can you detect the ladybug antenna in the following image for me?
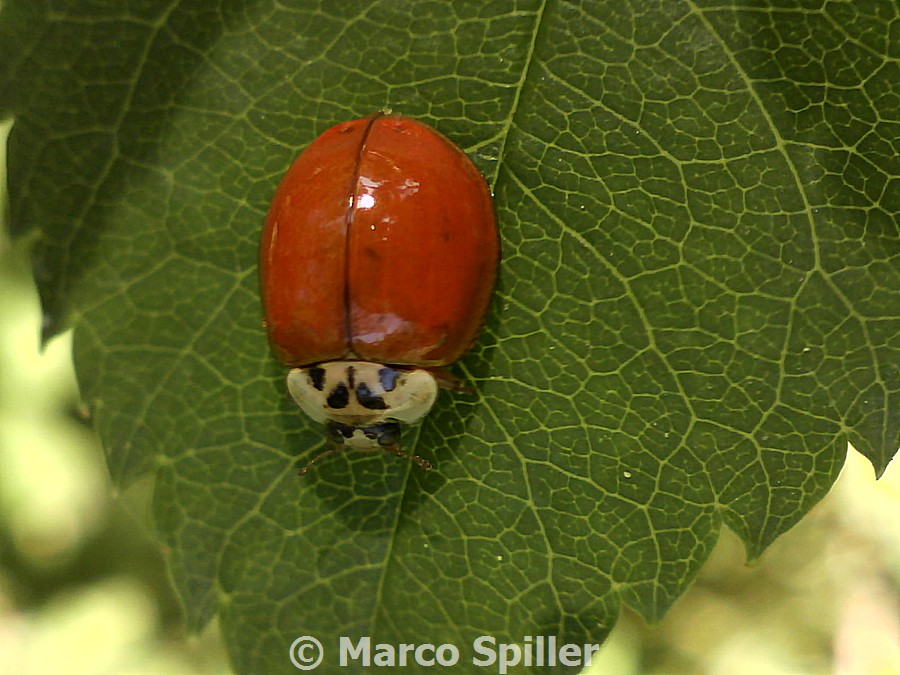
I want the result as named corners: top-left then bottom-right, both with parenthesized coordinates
top-left (384, 444), bottom-right (432, 472)
top-left (298, 443), bottom-right (432, 476)
top-left (298, 444), bottom-right (345, 476)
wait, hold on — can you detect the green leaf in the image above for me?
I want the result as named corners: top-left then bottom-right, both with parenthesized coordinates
top-left (2, 0), bottom-right (897, 672)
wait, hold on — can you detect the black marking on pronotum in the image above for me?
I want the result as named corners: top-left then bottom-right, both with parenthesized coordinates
top-left (326, 382), bottom-right (350, 409)
top-left (356, 382), bottom-right (388, 410)
top-left (346, 365), bottom-right (356, 390)
top-left (379, 367), bottom-right (400, 392)
top-left (308, 366), bottom-right (326, 391)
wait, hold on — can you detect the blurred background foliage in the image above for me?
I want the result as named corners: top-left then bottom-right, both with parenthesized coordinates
top-left (0, 118), bottom-right (897, 674)
top-left (0, 119), bottom-right (230, 675)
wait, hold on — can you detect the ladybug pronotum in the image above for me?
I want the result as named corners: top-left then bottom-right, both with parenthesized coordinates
top-left (260, 112), bottom-right (498, 473)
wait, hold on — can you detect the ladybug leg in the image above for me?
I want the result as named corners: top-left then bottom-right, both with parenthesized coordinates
top-left (428, 367), bottom-right (474, 394)
top-left (298, 441), bottom-right (345, 476)
top-left (383, 445), bottom-right (432, 472)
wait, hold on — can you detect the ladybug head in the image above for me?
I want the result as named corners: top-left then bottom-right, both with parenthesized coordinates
top-left (326, 420), bottom-right (401, 448)
top-left (286, 361), bottom-right (438, 473)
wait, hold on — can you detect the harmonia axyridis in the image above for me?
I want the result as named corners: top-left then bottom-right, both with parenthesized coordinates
top-left (260, 112), bottom-right (498, 473)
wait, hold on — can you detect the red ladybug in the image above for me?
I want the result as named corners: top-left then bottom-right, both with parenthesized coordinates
top-left (260, 112), bottom-right (498, 473)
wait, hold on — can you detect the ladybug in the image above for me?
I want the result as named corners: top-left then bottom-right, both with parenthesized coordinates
top-left (260, 112), bottom-right (498, 473)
